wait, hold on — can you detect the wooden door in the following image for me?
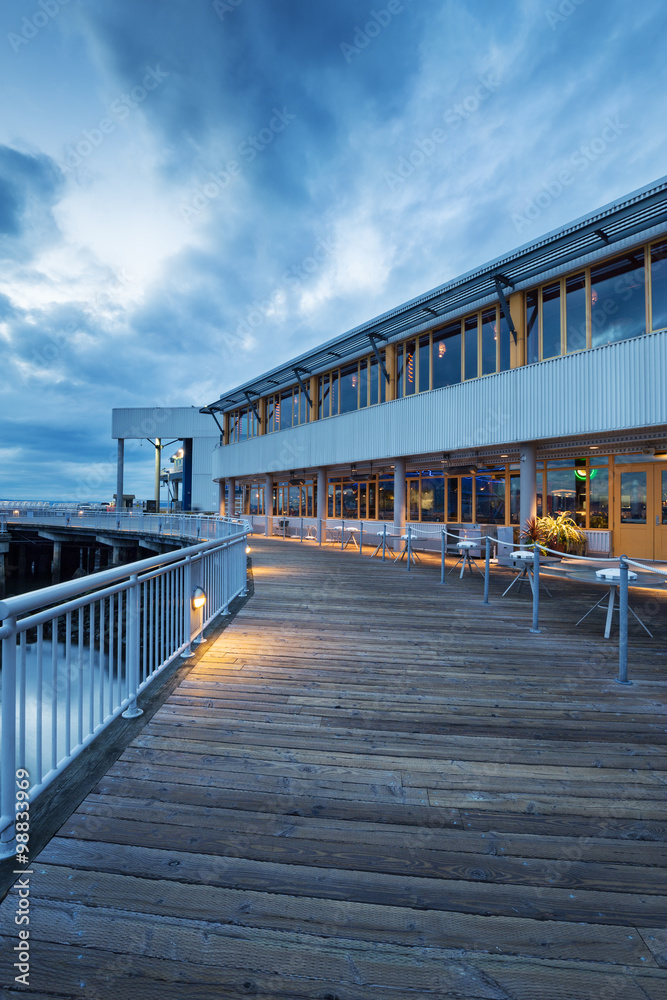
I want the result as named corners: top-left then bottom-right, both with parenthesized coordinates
top-left (613, 464), bottom-right (654, 560)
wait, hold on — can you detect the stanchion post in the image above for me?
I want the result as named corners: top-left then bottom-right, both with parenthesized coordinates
top-left (617, 554), bottom-right (631, 685)
top-left (359, 520), bottom-right (363, 555)
top-left (530, 545), bottom-right (541, 634)
top-left (282, 519), bottom-right (286, 540)
top-left (406, 525), bottom-right (412, 571)
top-left (483, 535), bottom-right (490, 605)
top-left (382, 523), bottom-right (386, 562)
top-left (341, 519), bottom-right (345, 550)
top-left (440, 529), bottom-right (446, 585)
top-left (300, 517), bottom-right (303, 542)
top-left (318, 518), bottom-right (322, 546)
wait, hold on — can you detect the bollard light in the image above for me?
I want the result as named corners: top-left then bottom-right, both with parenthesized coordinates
top-left (246, 545), bottom-right (251, 554)
top-left (192, 586), bottom-right (206, 610)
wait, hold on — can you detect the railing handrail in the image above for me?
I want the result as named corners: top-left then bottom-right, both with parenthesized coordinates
top-left (0, 528), bottom-right (248, 626)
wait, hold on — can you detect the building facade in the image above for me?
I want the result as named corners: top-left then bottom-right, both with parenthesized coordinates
top-left (203, 178), bottom-right (667, 560)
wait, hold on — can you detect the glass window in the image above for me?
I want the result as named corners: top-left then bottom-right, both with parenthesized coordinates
top-left (509, 473), bottom-right (520, 524)
top-left (542, 282), bottom-right (561, 359)
top-left (409, 481), bottom-right (420, 521)
top-left (378, 477), bottom-right (393, 520)
top-left (481, 309), bottom-right (497, 375)
top-left (566, 273), bottom-right (586, 353)
top-left (461, 476), bottom-right (473, 522)
top-left (239, 409), bottom-right (248, 441)
top-left (319, 375), bottom-right (330, 419)
top-left (368, 482), bottom-right (376, 519)
top-left (330, 372), bottom-right (339, 415)
top-left (589, 467), bottom-right (609, 528)
top-left (339, 363), bottom-right (358, 414)
top-left (620, 471), bottom-right (647, 523)
top-left (404, 340), bottom-right (416, 395)
top-left (358, 483), bottom-right (367, 519)
top-left (475, 474), bottom-right (505, 524)
top-left (418, 336), bottom-right (430, 392)
top-left (546, 468), bottom-right (583, 525)
top-left (359, 359), bottom-right (368, 409)
top-left (299, 388), bottom-right (309, 424)
top-left (482, 309), bottom-right (498, 375)
top-left (499, 310), bottom-right (511, 373)
top-left (369, 355), bottom-right (379, 405)
top-left (292, 393), bottom-right (300, 427)
top-left (342, 484), bottom-right (358, 517)
top-left (420, 476), bottom-right (444, 521)
top-left (464, 316), bottom-right (478, 380)
top-left (447, 477), bottom-right (458, 521)
top-left (432, 323), bottom-right (461, 388)
top-left (396, 344), bottom-right (404, 398)
top-left (280, 390), bottom-right (293, 430)
top-left (651, 239), bottom-right (667, 331)
top-left (590, 251), bottom-right (646, 348)
top-left (526, 290), bottom-right (539, 364)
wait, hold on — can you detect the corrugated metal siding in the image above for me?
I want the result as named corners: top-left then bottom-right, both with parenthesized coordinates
top-left (213, 331), bottom-right (667, 480)
top-left (112, 407), bottom-right (220, 439)
top-left (192, 438), bottom-right (218, 476)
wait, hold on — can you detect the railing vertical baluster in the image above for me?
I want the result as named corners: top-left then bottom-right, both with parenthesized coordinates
top-left (65, 611), bottom-right (72, 756)
top-left (181, 557), bottom-right (194, 658)
top-left (89, 603), bottom-right (95, 735)
top-left (51, 624), bottom-right (58, 770)
top-left (36, 623), bottom-right (43, 784)
top-left (77, 607), bottom-right (84, 746)
top-left (1, 620), bottom-right (17, 855)
top-left (122, 574), bottom-right (143, 717)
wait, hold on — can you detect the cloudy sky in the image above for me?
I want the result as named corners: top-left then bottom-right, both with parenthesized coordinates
top-left (1, 0), bottom-right (666, 501)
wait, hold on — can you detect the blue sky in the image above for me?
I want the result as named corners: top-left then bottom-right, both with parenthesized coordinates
top-left (1, 0), bottom-right (666, 501)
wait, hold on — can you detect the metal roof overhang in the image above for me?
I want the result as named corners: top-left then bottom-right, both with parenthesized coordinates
top-left (202, 176), bottom-right (667, 415)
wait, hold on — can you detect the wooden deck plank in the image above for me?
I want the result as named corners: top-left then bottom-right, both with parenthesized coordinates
top-left (1, 537), bottom-right (666, 996)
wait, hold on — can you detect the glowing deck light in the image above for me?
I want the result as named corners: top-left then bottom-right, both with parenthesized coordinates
top-left (192, 586), bottom-right (206, 610)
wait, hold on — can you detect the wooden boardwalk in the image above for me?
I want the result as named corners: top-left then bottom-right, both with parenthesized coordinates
top-left (1, 537), bottom-right (666, 999)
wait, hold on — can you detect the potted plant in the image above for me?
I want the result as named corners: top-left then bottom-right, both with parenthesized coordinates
top-left (539, 511), bottom-right (587, 555)
top-left (521, 511), bottom-right (587, 556)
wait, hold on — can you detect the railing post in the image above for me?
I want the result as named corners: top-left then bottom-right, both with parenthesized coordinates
top-left (341, 519), bottom-right (345, 550)
top-left (122, 574), bottom-right (143, 718)
top-left (359, 520), bottom-right (363, 555)
top-left (318, 518), bottom-right (322, 547)
top-left (382, 523), bottom-right (386, 562)
top-left (530, 545), bottom-right (541, 634)
top-left (406, 525), bottom-right (412, 571)
top-left (0, 620), bottom-right (17, 857)
top-left (181, 556), bottom-right (195, 658)
top-left (300, 517), bottom-right (303, 542)
top-left (483, 536), bottom-right (490, 605)
top-left (282, 518), bottom-right (286, 540)
top-left (617, 554), bottom-right (631, 685)
top-left (440, 528), bottom-right (446, 585)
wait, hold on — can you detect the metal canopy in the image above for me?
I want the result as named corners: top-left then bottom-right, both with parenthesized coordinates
top-left (202, 176), bottom-right (667, 414)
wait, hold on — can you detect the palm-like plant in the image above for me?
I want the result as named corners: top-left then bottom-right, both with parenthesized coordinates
top-left (521, 511), bottom-right (587, 555)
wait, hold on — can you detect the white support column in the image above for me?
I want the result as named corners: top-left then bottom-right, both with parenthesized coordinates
top-left (154, 438), bottom-right (161, 511)
top-left (519, 442), bottom-right (537, 531)
top-left (317, 467), bottom-right (327, 521)
top-left (116, 439), bottom-right (124, 510)
top-left (228, 477), bottom-right (236, 518)
top-left (264, 474), bottom-right (273, 536)
top-left (218, 480), bottom-right (226, 517)
top-left (393, 457), bottom-right (407, 535)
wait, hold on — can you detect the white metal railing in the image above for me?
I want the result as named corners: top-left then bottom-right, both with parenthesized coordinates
top-left (0, 520), bottom-right (249, 857)
top-left (0, 509), bottom-right (249, 540)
